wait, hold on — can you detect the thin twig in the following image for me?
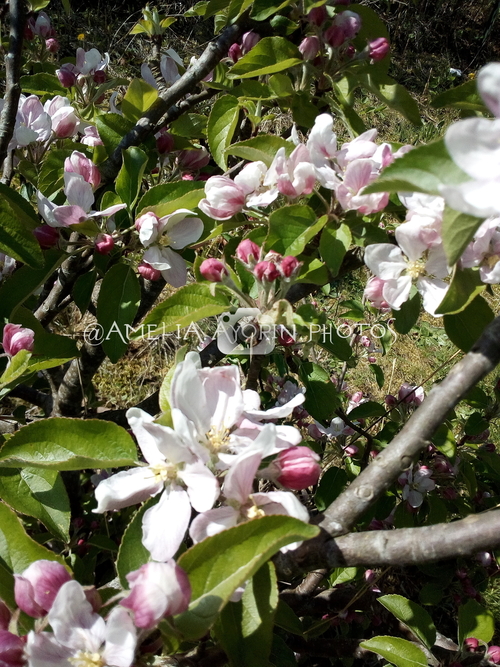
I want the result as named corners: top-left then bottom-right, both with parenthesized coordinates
top-left (0, 0), bottom-right (24, 170)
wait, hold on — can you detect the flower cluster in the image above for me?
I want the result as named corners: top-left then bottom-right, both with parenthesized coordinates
top-left (94, 352), bottom-right (316, 561)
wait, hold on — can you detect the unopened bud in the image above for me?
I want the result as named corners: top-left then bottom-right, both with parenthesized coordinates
top-left (45, 37), bottom-right (59, 53)
top-left (0, 631), bottom-right (25, 667)
top-left (299, 36), bottom-right (320, 61)
top-left (241, 31), bottom-right (260, 54)
top-left (308, 6), bottom-right (327, 26)
top-left (236, 239), bottom-right (260, 265)
top-left (254, 260), bottom-right (280, 282)
top-left (33, 225), bottom-right (59, 249)
top-left (56, 67), bottom-right (76, 88)
top-left (228, 43), bottom-right (242, 63)
top-left (2, 324), bottom-right (34, 358)
top-left (93, 70), bottom-right (106, 84)
top-left (138, 262), bottom-right (162, 281)
top-left (280, 255), bottom-right (301, 278)
top-left (200, 258), bottom-right (228, 283)
top-left (156, 130), bottom-right (174, 154)
top-left (369, 37), bottom-right (390, 62)
top-left (273, 446), bottom-right (321, 490)
top-left (95, 233), bottom-right (114, 255)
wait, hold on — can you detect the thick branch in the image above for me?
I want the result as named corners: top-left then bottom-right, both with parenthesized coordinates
top-left (0, 0), bottom-right (24, 170)
top-left (319, 314), bottom-right (500, 537)
top-left (99, 23), bottom-right (244, 182)
top-left (275, 509), bottom-right (500, 579)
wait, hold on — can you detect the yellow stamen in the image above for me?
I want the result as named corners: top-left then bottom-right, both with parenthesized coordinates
top-left (246, 505), bottom-right (265, 520)
top-left (69, 651), bottom-right (105, 667)
top-left (406, 259), bottom-right (426, 279)
top-left (150, 462), bottom-right (178, 483)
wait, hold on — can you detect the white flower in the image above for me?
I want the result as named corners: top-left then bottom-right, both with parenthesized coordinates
top-left (399, 466), bottom-right (435, 508)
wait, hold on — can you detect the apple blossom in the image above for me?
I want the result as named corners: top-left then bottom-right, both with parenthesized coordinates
top-left (398, 465), bottom-right (435, 508)
top-left (178, 147), bottom-right (210, 171)
top-left (229, 42), bottom-right (242, 62)
top-left (95, 234), bottom-right (114, 255)
top-left (56, 65), bottom-right (77, 88)
top-left (0, 631), bottom-right (25, 667)
top-left (336, 158), bottom-right (389, 214)
top-left (64, 151), bottom-right (101, 188)
top-left (75, 47), bottom-right (109, 76)
top-left (28, 11), bottom-right (54, 38)
top-left (308, 6), bottom-right (327, 26)
top-left (200, 258), bottom-right (228, 282)
top-left (80, 125), bottom-right (103, 146)
top-left (265, 145), bottom-right (317, 198)
top-left (487, 646), bottom-right (500, 664)
top-left (94, 407), bottom-right (219, 561)
top-left (0, 254), bottom-right (16, 282)
top-left (306, 114), bottom-right (340, 189)
top-left (460, 217), bottom-right (500, 284)
top-left (397, 382), bottom-right (424, 406)
top-left (241, 31), bottom-right (260, 54)
top-left (266, 446), bottom-right (321, 490)
top-left (236, 239), bottom-right (261, 266)
top-left (25, 580), bottom-right (136, 667)
top-left (138, 261), bottom-right (161, 281)
top-left (299, 36), bottom-right (319, 61)
top-left (254, 260), bottom-right (280, 282)
top-left (156, 128), bottom-right (175, 154)
top-left (121, 561), bottom-right (191, 629)
top-left (14, 560), bottom-right (71, 618)
top-left (141, 51), bottom-right (182, 88)
top-left (280, 255), bottom-right (301, 278)
top-left (368, 37), bottom-right (390, 62)
top-left (11, 95), bottom-right (52, 148)
top-left (136, 209), bottom-right (203, 288)
top-left (43, 96), bottom-right (77, 138)
top-left (2, 324), bottom-right (34, 357)
top-left (198, 176), bottom-right (246, 220)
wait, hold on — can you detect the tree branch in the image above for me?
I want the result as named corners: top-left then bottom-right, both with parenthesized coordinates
top-left (0, 0), bottom-right (24, 171)
top-left (319, 313), bottom-right (500, 537)
top-left (99, 23), bottom-right (244, 182)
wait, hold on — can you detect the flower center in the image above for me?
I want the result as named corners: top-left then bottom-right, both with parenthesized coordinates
top-left (206, 427), bottom-right (230, 453)
top-left (246, 504), bottom-right (266, 520)
top-left (157, 234), bottom-right (171, 248)
top-left (486, 253), bottom-right (500, 268)
top-left (69, 651), bottom-right (105, 667)
top-left (150, 461), bottom-right (179, 483)
top-left (406, 259), bottom-right (426, 279)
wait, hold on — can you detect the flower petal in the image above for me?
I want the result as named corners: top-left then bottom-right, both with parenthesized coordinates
top-left (142, 485), bottom-right (191, 561)
top-left (94, 467), bottom-right (163, 513)
top-left (103, 607), bottom-right (137, 667)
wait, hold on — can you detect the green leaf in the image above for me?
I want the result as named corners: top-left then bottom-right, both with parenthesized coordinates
top-left (431, 79), bottom-right (489, 113)
top-left (250, 0), bottom-right (292, 20)
top-left (393, 286), bottom-right (420, 334)
top-left (432, 424), bottom-right (456, 459)
top-left (170, 113), bottom-right (208, 138)
top-left (214, 561), bottom-right (278, 667)
top-left (370, 363), bottom-right (385, 389)
top-left (265, 206), bottom-right (326, 256)
top-left (360, 636), bottom-right (428, 667)
top-left (298, 361), bottom-right (340, 422)
top-left (0, 186), bottom-right (43, 268)
top-left (319, 223), bottom-right (351, 277)
top-left (0, 468), bottom-right (70, 542)
top-left (295, 256), bottom-right (329, 285)
top-left (225, 135), bottom-right (293, 167)
top-left (275, 599), bottom-right (303, 635)
top-left (349, 401), bottom-right (386, 419)
top-left (315, 322), bottom-right (353, 361)
top-left (0, 418), bottom-right (138, 470)
top-left (116, 498), bottom-right (157, 588)
top-left (116, 147), bottom-right (148, 209)
top-left (20, 73), bottom-right (66, 96)
top-left (226, 0), bottom-right (253, 24)
top-left (268, 73), bottom-right (294, 97)
top-left (96, 114), bottom-right (135, 157)
top-left (137, 181), bottom-right (205, 218)
top-left (0, 501), bottom-right (66, 608)
top-left (158, 345), bottom-right (188, 413)
top-left (227, 37), bottom-right (302, 79)
top-left (0, 250), bottom-right (64, 322)
top-left (378, 595), bottom-right (436, 649)
top-left (458, 599), bottom-right (495, 645)
top-left (443, 295), bottom-right (494, 352)
top-left (441, 206), bottom-right (483, 266)
top-left (121, 79), bottom-right (158, 123)
top-left (73, 269), bottom-right (97, 315)
top-left (350, 71), bottom-right (421, 125)
top-left (364, 139), bottom-right (470, 196)
top-left (175, 516), bottom-right (319, 639)
top-left (97, 263), bottom-right (141, 363)
top-left (207, 95), bottom-right (240, 170)
top-left (315, 466), bottom-right (348, 511)
top-left (131, 283), bottom-right (230, 340)
top-left (0, 350), bottom-right (32, 389)
top-left (435, 268), bottom-right (485, 315)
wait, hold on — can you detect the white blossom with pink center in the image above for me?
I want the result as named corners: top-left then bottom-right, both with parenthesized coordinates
top-left (460, 216), bottom-right (500, 284)
top-left (7, 95), bottom-right (52, 149)
top-left (264, 145), bottom-right (317, 198)
top-left (441, 63), bottom-right (500, 217)
top-left (398, 465), bottom-right (435, 508)
top-left (306, 113), bottom-right (340, 189)
top-left (189, 440), bottom-right (310, 552)
top-left (335, 158), bottom-right (389, 215)
top-left (94, 407), bottom-right (219, 561)
top-left (25, 580), bottom-right (136, 667)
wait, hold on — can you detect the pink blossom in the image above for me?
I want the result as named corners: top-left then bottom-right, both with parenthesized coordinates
top-left (43, 96), bottom-right (77, 138)
top-left (14, 560), bottom-right (71, 618)
top-left (236, 239), bottom-right (260, 265)
top-left (64, 151), bottom-right (101, 188)
top-left (121, 561), bottom-right (191, 629)
top-left (464, 637), bottom-right (479, 652)
top-left (241, 31), bottom-right (260, 54)
top-left (0, 630), bottom-right (25, 667)
top-left (198, 176), bottom-right (246, 220)
top-left (228, 43), bottom-right (242, 63)
top-left (138, 261), bottom-right (162, 281)
top-left (95, 234), bottom-right (114, 255)
top-left (299, 36), bottom-right (320, 61)
top-left (306, 114), bottom-right (340, 189)
top-left (369, 37), bottom-right (390, 62)
top-left (397, 382), bottom-right (424, 406)
top-left (45, 37), bottom-right (59, 53)
top-left (80, 125), bottom-right (103, 146)
top-left (336, 158), bottom-right (389, 214)
top-left (33, 225), bottom-right (59, 249)
top-left (56, 64), bottom-right (77, 88)
top-left (156, 129), bottom-right (174, 154)
top-left (324, 10), bottom-right (361, 46)
top-left (2, 324), bottom-right (34, 357)
top-left (487, 646), bottom-right (500, 664)
top-left (178, 147), bottom-right (210, 171)
top-left (399, 465), bottom-right (435, 508)
top-left (280, 255), bottom-right (301, 278)
top-left (308, 6), bottom-right (327, 26)
top-left (254, 260), bottom-right (280, 282)
top-left (271, 446), bottom-right (321, 490)
top-left (75, 47), bottom-right (109, 76)
top-left (12, 95), bottom-right (52, 148)
top-left (28, 11), bottom-right (53, 38)
top-left (461, 217), bottom-right (500, 284)
top-left (266, 145), bottom-right (317, 198)
top-left (200, 258), bottom-right (228, 282)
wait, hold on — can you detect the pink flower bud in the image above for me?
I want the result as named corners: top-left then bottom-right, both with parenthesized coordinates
top-left (369, 37), bottom-right (390, 62)
top-left (308, 423), bottom-right (324, 440)
top-left (280, 255), bottom-right (301, 278)
top-left (344, 444), bottom-right (359, 457)
top-left (45, 37), bottom-right (59, 53)
top-left (254, 260), bottom-right (280, 282)
top-left (384, 394), bottom-right (397, 407)
top-left (464, 637), bottom-right (479, 652)
top-left (178, 147), bottom-right (210, 171)
top-left (476, 551), bottom-right (493, 567)
top-left (368, 355), bottom-right (376, 363)
top-left (398, 382), bottom-right (423, 405)
top-left (364, 275), bottom-right (389, 310)
top-left (200, 258), bottom-right (228, 282)
top-left (24, 24), bottom-right (35, 40)
top-left (93, 69), bottom-right (106, 84)
top-left (81, 125), bottom-right (103, 146)
top-left (241, 31), bottom-right (260, 54)
top-left (95, 233), bottom-right (114, 255)
top-left (487, 646), bottom-right (500, 664)
top-left (273, 446), bottom-right (321, 490)
top-left (335, 10), bottom-right (361, 39)
top-left (324, 24), bottom-right (346, 47)
top-left (14, 560), bottom-right (71, 617)
top-left (64, 151), bottom-right (101, 188)
top-left (56, 66), bottom-right (76, 88)
top-left (228, 43), bottom-right (242, 63)
top-left (0, 631), bottom-right (25, 667)
top-left (121, 561), bottom-right (191, 629)
top-left (299, 35), bottom-right (320, 61)
top-left (2, 324), bottom-right (34, 358)
top-left (138, 262), bottom-right (162, 281)
top-left (33, 225), bottom-right (59, 249)
top-left (156, 129), bottom-right (174, 154)
top-left (236, 239), bottom-right (260, 265)
top-left (308, 6), bottom-right (327, 26)
top-left (277, 326), bottom-right (296, 346)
